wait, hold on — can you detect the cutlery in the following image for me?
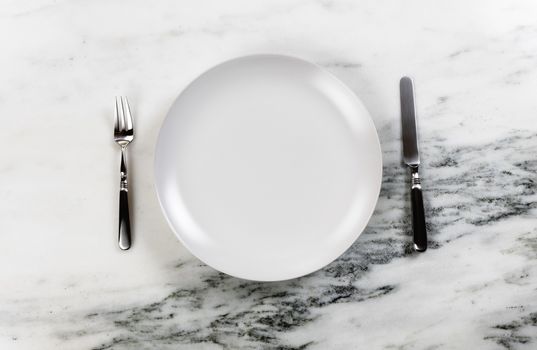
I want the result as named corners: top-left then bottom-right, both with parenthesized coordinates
top-left (400, 77), bottom-right (427, 252)
top-left (114, 96), bottom-right (134, 250)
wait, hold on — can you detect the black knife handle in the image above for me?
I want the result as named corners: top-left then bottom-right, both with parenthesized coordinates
top-left (411, 168), bottom-right (427, 252)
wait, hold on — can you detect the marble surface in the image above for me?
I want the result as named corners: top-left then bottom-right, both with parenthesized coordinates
top-left (1, 0), bottom-right (537, 349)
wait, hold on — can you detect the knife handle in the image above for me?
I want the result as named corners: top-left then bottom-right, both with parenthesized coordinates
top-left (410, 168), bottom-right (427, 252)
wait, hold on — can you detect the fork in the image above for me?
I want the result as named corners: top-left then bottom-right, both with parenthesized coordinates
top-left (114, 96), bottom-right (134, 250)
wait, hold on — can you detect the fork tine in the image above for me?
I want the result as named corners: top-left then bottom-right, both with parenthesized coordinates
top-left (114, 97), bottom-right (121, 133)
top-left (122, 97), bottom-right (134, 131)
top-left (117, 96), bottom-right (126, 131)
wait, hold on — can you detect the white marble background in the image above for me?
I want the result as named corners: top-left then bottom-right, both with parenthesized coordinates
top-left (1, 0), bottom-right (536, 349)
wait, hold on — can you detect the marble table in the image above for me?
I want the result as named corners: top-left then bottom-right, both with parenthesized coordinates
top-left (1, 0), bottom-right (536, 349)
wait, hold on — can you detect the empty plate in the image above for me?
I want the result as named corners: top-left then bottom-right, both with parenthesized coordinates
top-left (155, 55), bottom-right (382, 281)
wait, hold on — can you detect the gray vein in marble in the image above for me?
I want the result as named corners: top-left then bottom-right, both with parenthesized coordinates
top-left (320, 61), bottom-right (362, 69)
top-left (61, 130), bottom-right (537, 350)
top-left (485, 313), bottom-right (537, 349)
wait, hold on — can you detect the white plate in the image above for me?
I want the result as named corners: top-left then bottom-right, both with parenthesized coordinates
top-left (155, 55), bottom-right (382, 281)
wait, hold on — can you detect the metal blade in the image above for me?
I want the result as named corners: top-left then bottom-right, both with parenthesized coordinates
top-left (400, 76), bottom-right (420, 166)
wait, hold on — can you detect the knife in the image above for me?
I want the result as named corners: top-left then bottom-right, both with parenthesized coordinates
top-left (400, 76), bottom-right (427, 252)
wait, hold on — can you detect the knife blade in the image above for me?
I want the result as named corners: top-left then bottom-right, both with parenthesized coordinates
top-left (400, 77), bottom-right (420, 166)
top-left (400, 76), bottom-right (427, 252)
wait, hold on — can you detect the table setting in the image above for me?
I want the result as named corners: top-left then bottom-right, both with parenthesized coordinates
top-left (1, 0), bottom-right (536, 349)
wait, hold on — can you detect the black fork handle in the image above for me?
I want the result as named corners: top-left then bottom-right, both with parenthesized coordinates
top-left (118, 149), bottom-right (131, 250)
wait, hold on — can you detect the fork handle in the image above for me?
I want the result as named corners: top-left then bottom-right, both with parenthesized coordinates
top-left (118, 149), bottom-right (131, 250)
top-left (411, 168), bottom-right (427, 252)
